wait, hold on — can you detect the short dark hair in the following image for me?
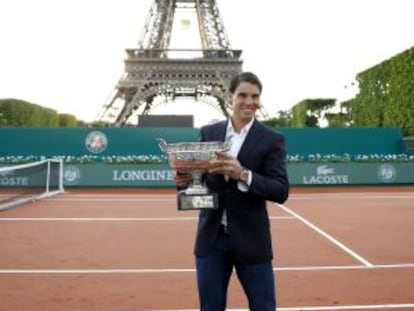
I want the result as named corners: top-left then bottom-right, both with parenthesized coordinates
top-left (228, 72), bottom-right (262, 94)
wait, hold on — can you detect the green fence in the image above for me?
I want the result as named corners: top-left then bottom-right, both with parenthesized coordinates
top-left (0, 127), bottom-right (405, 158)
top-left (280, 127), bottom-right (404, 156)
top-left (0, 127), bottom-right (198, 157)
top-left (1, 163), bottom-right (407, 187)
top-left (2, 162), bottom-right (412, 188)
top-left (1, 127), bottom-right (411, 187)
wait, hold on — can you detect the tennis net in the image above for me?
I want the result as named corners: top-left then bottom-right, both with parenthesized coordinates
top-left (0, 159), bottom-right (64, 211)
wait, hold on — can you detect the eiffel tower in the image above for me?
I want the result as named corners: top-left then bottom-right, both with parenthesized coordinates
top-left (97, 0), bottom-right (269, 126)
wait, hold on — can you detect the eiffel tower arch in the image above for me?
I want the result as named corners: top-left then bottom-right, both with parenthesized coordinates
top-left (96, 0), bottom-right (269, 126)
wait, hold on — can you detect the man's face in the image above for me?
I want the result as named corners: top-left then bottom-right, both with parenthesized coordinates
top-left (231, 81), bottom-right (260, 122)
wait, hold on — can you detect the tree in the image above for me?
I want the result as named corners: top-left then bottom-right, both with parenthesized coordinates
top-left (262, 110), bottom-right (292, 127)
top-left (352, 46), bottom-right (414, 135)
top-left (291, 99), bottom-right (336, 127)
top-left (325, 99), bottom-right (353, 127)
top-left (0, 98), bottom-right (87, 127)
top-left (59, 113), bottom-right (78, 127)
top-left (0, 98), bottom-right (59, 127)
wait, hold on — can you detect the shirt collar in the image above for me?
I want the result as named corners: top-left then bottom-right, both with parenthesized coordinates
top-left (226, 117), bottom-right (255, 137)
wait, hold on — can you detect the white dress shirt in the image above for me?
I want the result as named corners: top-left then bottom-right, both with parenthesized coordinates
top-left (221, 118), bottom-right (254, 225)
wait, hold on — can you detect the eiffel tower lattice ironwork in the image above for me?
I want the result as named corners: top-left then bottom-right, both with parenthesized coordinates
top-left (97, 0), bottom-right (269, 126)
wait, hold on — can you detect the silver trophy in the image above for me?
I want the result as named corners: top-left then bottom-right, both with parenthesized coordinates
top-left (158, 138), bottom-right (231, 210)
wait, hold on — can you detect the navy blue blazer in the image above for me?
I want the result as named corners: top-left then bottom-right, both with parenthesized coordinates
top-left (194, 119), bottom-right (289, 264)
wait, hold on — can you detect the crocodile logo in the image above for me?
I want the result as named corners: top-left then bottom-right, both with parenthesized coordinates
top-left (317, 165), bottom-right (335, 175)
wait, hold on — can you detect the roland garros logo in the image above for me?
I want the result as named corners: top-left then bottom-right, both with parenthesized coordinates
top-left (377, 164), bottom-right (397, 183)
top-left (85, 131), bottom-right (108, 154)
top-left (63, 165), bottom-right (81, 185)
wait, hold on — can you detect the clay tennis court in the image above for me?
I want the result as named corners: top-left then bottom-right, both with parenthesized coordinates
top-left (0, 186), bottom-right (413, 311)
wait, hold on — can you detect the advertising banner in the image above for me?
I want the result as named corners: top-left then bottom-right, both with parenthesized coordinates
top-left (1, 163), bottom-right (413, 188)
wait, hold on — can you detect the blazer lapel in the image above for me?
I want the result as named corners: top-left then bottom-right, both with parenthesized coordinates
top-left (212, 121), bottom-right (228, 141)
top-left (207, 120), bottom-right (229, 185)
top-left (237, 120), bottom-right (264, 163)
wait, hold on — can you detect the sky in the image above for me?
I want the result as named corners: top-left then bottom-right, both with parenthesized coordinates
top-left (0, 0), bottom-right (413, 127)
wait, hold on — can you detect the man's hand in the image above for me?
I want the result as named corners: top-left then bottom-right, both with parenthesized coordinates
top-left (174, 171), bottom-right (192, 188)
top-left (208, 150), bottom-right (243, 180)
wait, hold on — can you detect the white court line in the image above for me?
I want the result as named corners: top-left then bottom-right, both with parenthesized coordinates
top-left (3, 191), bottom-right (406, 202)
top-left (277, 204), bottom-right (374, 267)
top-left (289, 195), bottom-right (414, 200)
top-left (0, 217), bottom-right (199, 221)
top-left (149, 304), bottom-right (414, 310)
top-left (45, 192), bottom-right (414, 199)
top-left (50, 197), bottom-right (176, 201)
top-left (276, 263), bottom-right (414, 271)
top-left (276, 305), bottom-right (414, 310)
top-left (37, 193), bottom-right (414, 202)
top-left (0, 216), bottom-right (294, 221)
top-left (1, 263), bottom-right (413, 274)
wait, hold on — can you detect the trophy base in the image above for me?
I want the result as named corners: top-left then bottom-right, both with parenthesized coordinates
top-left (177, 191), bottom-right (218, 211)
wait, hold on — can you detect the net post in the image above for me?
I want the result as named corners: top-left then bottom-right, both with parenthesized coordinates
top-left (0, 158), bottom-right (65, 211)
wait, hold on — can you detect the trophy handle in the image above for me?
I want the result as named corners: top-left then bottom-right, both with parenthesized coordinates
top-left (157, 138), bottom-right (167, 152)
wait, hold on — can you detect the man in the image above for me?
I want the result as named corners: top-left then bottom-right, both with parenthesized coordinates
top-left (175, 72), bottom-right (289, 311)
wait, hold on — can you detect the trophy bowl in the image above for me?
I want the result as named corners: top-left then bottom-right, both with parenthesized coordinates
top-left (157, 138), bottom-right (231, 210)
top-left (158, 138), bottom-right (230, 171)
